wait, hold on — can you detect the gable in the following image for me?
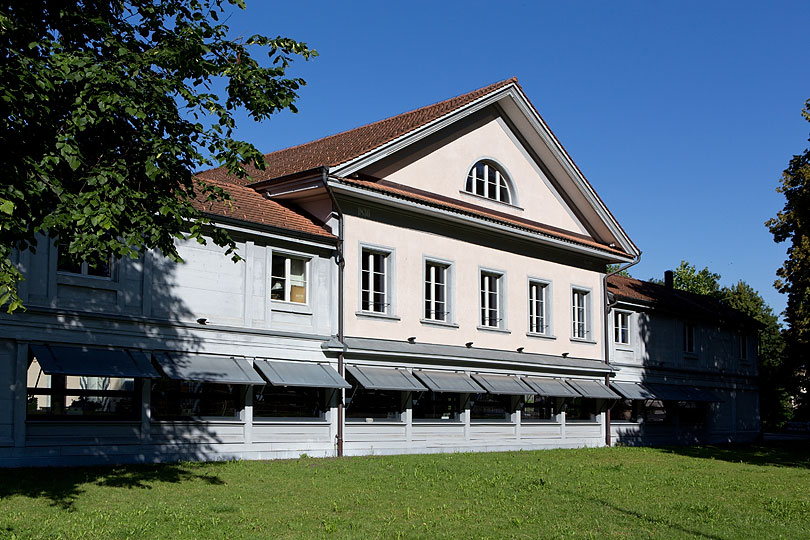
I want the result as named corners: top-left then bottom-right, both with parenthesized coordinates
top-left (361, 107), bottom-right (589, 236)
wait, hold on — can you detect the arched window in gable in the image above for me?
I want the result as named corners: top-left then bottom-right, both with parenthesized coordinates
top-left (464, 160), bottom-right (513, 204)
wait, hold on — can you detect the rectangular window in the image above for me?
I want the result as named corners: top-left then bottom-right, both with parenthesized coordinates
top-left (614, 311), bottom-right (630, 345)
top-left (57, 245), bottom-right (113, 279)
top-left (739, 333), bottom-right (748, 362)
top-left (470, 393), bottom-right (512, 420)
top-left (361, 249), bottom-right (388, 313)
top-left (26, 358), bottom-right (138, 420)
top-left (253, 386), bottom-right (323, 418)
top-left (270, 253), bottom-right (308, 304)
top-left (572, 289), bottom-right (589, 339)
top-left (683, 323), bottom-right (695, 353)
top-left (522, 395), bottom-right (558, 421)
top-left (151, 380), bottom-right (240, 419)
top-left (412, 392), bottom-right (460, 420)
top-left (480, 271), bottom-right (502, 327)
top-left (528, 281), bottom-right (548, 334)
top-left (424, 261), bottom-right (449, 321)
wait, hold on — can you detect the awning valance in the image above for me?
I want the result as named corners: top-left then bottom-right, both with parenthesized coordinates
top-left (154, 353), bottom-right (264, 384)
top-left (611, 382), bottom-right (658, 401)
top-left (566, 379), bottom-right (621, 400)
top-left (471, 374), bottom-right (535, 395)
top-left (413, 370), bottom-right (485, 393)
top-left (346, 365), bottom-right (427, 391)
top-left (254, 359), bottom-right (350, 389)
top-left (522, 377), bottom-right (581, 398)
top-left (30, 344), bottom-right (159, 378)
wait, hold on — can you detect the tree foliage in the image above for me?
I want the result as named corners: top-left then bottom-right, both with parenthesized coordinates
top-left (662, 260), bottom-right (723, 298)
top-left (0, 0), bottom-right (315, 312)
top-left (767, 98), bottom-right (810, 418)
top-left (606, 263), bottom-right (632, 277)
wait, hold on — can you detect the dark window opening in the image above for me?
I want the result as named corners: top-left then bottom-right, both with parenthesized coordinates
top-left (345, 373), bottom-right (402, 420)
top-left (471, 393), bottom-right (512, 420)
top-left (253, 386), bottom-right (324, 418)
top-left (151, 380), bottom-right (241, 420)
top-left (413, 391), bottom-right (460, 420)
top-left (522, 395), bottom-right (558, 421)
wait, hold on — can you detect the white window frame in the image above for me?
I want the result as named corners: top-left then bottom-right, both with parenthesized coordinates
top-left (270, 252), bottom-right (309, 304)
top-left (614, 310), bottom-right (631, 346)
top-left (479, 268), bottom-right (507, 331)
top-left (683, 323), bottom-right (696, 354)
top-left (358, 244), bottom-right (396, 317)
top-left (571, 287), bottom-right (591, 341)
top-left (464, 159), bottom-right (515, 205)
top-left (527, 279), bottom-right (551, 336)
top-left (422, 257), bottom-right (454, 325)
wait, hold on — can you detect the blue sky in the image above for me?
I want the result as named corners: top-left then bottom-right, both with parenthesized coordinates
top-left (218, 0), bottom-right (810, 318)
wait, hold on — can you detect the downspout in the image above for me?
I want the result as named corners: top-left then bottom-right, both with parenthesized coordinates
top-left (603, 250), bottom-right (641, 447)
top-left (322, 167), bottom-right (346, 457)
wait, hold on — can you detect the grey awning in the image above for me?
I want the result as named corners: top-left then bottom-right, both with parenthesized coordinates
top-left (254, 359), bottom-right (350, 389)
top-left (30, 344), bottom-right (159, 378)
top-left (154, 353), bottom-right (265, 384)
top-left (346, 365), bottom-right (427, 391)
top-left (566, 379), bottom-right (621, 400)
top-left (645, 384), bottom-right (693, 401)
top-left (611, 382), bottom-right (658, 400)
top-left (413, 370), bottom-right (485, 393)
top-left (471, 373), bottom-right (535, 395)
top-left (522, 377), bottom-right (580, 398)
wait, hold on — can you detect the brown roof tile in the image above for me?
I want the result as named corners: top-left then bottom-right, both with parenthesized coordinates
top-left (607, 275), bottom-right (757, 327)
top-left (197, 78), bottom-right (517, 186)
top-left (339, 177), bottom-right (629, 257)
top-left (193, 177), bottom-right (335, 240)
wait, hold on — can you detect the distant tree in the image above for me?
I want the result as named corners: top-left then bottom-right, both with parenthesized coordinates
top-left (767, 98), bottom-right (810, 419)
top-left (0, 0), bottom-right (316, 312)
top-left (606, 264), bottom-right (632, 277)
top-left (722, 281), bottom-right (792, 429)
top-left (670, 260), bottom-right (723, 298)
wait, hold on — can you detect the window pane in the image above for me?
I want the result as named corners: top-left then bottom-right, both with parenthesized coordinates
top-left (151, 380), bottom-right (239, 419)
top-left (254, 386), bottom-right (322, 418)
top-left (271, 255), bottom-right (286, 278)
top-left (346, 374), bottom-right (401, 420)
top-left (270, 277), bottom-right (286, 301)
top-left (471, 394), bottom-right (511, 420)
top-left (289, 258), bottom-right (306, 303)
top-left (522, 395), bottom-right (557, 421)
top-left (413, 392), bottom-right (459, 420)
top-left (57, 246), bottom-right (83, 274)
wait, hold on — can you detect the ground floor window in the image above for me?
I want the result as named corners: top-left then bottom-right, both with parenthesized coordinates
top-left (612, 399), bottom-right (643, 422)
top-left (151, 380), bottom-right (241, 420)
top-left (26, 358), bottom-right (139, 420)
top-left (565, 398), bottom-right (599, 421)
top-left (345, 373), bottom-right (402, 420)
top-left (677, 401), bottom-right (707, 427)
top-left (471, 394), bottom-right (512, 420)
top-left (522, 395), bottom-right (558, 421)
top-left (253, 386), bottom-right (324, 418)
top-left (413, 392), bottom-right (460, 420)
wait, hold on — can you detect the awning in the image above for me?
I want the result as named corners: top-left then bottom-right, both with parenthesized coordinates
top-left (30, 344), bottom-right (159, 378)
top-left (566, 379), bottom-right (621, 400)
top-left (254, 359), bottom-right (350, 389)
top-left (611, 382), bottom-right (658, 400)
top-left (645, 384), bottom-right (694, 401)
top-left (413, 370), bottom-right (485, 393)
top-left (154, 352), bottom-right (265, 384)
top-left (346, 365), bottom-right (427, 391)
top-left (471, 373), bottom-right (535, 395)
top-left (522, 377), bottom-right (580, 398)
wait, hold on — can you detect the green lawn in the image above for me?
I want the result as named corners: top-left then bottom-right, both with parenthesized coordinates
top-left (1, 443), bottom-right (809, 539)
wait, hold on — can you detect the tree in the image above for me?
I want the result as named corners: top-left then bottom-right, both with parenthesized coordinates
top-left (0, 0), bottom-right (315, 312)
top-left (606, 263), bottom-right (632, 277)
top-left (722, 281), bottom-right (791, 429)
top-left (767, 98), bottom-right (810, 418)
top-left (656, 260), bottom-right (723, 298)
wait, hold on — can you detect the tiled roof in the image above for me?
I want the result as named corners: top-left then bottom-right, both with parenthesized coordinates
top-left (607, 275), bottom-right (757, 327)
top-left (197, 78), bottom-right (518, 186)
top-left (192, 176), bottom-right (335, 240)
top-left (339, 177), bottom-right (629, 257)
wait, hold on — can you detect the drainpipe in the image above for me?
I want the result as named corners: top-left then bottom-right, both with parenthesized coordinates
top-left (603, 250), bottom-right (641, 447)
top-left (322, 167), bottom-right (346, 457)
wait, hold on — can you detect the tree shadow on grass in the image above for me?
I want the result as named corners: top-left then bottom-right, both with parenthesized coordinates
top-left (659, 440), bottom-right (810, 469)
top-left (0, 461), bottom-right (228, 510)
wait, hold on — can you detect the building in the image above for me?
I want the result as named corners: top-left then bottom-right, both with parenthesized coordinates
top-left (0, 79), bottom-right (758, 467)
top-left (606, 272), bottom-right (761, 445)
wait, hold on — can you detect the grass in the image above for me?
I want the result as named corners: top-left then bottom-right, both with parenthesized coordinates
top-left (1, 442), bottom-right (809, 539)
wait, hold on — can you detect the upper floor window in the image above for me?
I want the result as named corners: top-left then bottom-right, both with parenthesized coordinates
top-left (57, 246), bottom-right (112, 279)
top-left (424, 261), bottom-right (450, 322)
top-left (739, 333), bottom-right (748, 362)
top-left (361, 248), bottom-right (390, 314)
top-left (480, 271), bottom-right (503, 328)
top-left (683, 323), bottom-right (695, 354)
top-left (271, 253), bottom-right (308, 304)
top-left (528, 280), bottom-right (548, 334)
top-left (465, 161), bottom-right (512, 204)
top-left (614, 311), bottom-right (630, 345)
top-left (572, 289), bottom-right (590, 340)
